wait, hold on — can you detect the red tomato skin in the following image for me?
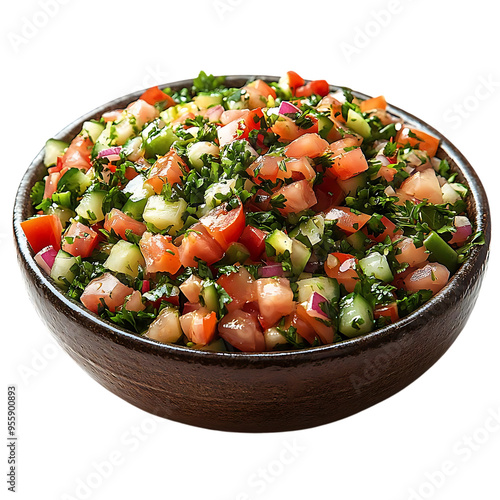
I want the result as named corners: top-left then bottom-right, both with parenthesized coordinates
top-left (374, 302), bottom-right (399, 324)
top-left (44, 172), bottom-right (61, 199)
top-left (285, 71), bottom-right (305, 91)
top-left (295, 80), bottom-right (330, 97)
top-left (178, 224), bottom-right (224, 267)
top-left (217, 267), bottom-right (256, 313)
top-left (363, 215), bottom-right (403, 243)
top-left (404, 263), bottom-right (450, 296)
top-left (255, 278), bottom-right (295, 327)
top-left (104, 209), bottom-right (147, 240)
top-left (218, 310), bottom-right (265, 352)
top-left (62, 222), bottom-right (99, 258)
top-left (139, 86), bottom-right (175, 107)
top-left (295, 303), bottom-right (335, 344)
top-left (397, 127), bottom-right (440, 157)
top-left (324, 207), bottom-right (371, 234)
top-left (60, 135), bottom-right (93, 172)
top-left (238, 226), bottom-right (267, 261)
top-left (199, 203), bottom-right (245, 251)
top-left (312, 175), bottom-right (345, 212)
top-left (179, 309), bottom-right (217, 346)
top-left (328, 148), bottom-right (369, 180)
top-left (21, 214), bottom-right (63, 253)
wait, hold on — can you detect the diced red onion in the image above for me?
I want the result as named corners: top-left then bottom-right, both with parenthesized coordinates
top-left (305, 292), bottom-right (329, 319)
top-left (141, 280), bottom-right (150, 293)
top-left (449, 216), bottom-right (472, 245)
top-left (98, 146), bottom-right (122, 161)
top-left (258, 264), bottom-right (285, 278)
top-left (278, 101), bottom-right (301, 115)
top-left (34, 245), bottom-right (57, 273)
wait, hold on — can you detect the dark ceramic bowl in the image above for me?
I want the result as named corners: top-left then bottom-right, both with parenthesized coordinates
top-left (13, 76), bottom-right (491, 432)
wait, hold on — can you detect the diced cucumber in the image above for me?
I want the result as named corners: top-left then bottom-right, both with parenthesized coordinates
top-left (265, 229), bottom-right (292, 256)
top-left (291, 215), bottom-right (325, 246)
top-left (359, 252), bottom-right (393, 282)
top-left (204, 179), bottom-right (236, 208)
top-left (122, 175), bottom-right (153, 220)
top-left (449, 182), bottom-right (468, 198)
top-left (122, 198), bottom-right (149, 221)
top-left (44, 139), bottom-right (68, 167)
top-left (47, 204), bottom-right (75, 226)
top-left (297, 277), bottom-right (340, 303)
top-left (57, 168), bottom-right (92, 196)
top-left (142, 122), bottom-right (179, 159)
top-left (291, 238), bottom-right (311, 276)
top-left (218, 242), bottom-right (250, 265)
top-left (82, 120), bottom-right (105, 143)
top-left (50, 250), bottom-right (77, 287)
top-left (51, 191), bottom-right (72, 208)
top-left (142, 195), bottom-right (187, 234)
top-left (337, 172), bottom-right (367, 196)
top-left (346, 230), bottom-right (368, 251)
top-left (104, 240), bottom-right (145, 278)
top-left (339, 293), bottom-right (374, 337)
top-left (75, 190), bottom-right (106, 223)
top-left (201, 283), bottom-right (219, 314)
top-left (347, 109), bottom-right (371, 138)
top-left (92, 122), bottom-right (114, 155)
top-left (424, 231), bottom-right (458, 272)
top-left (318, 116), bottom-right (334, 140)
top-left (193, 93), bottom-right (223, 109)
top-left (187, 141), bottom-right (220, 170)
top-left (160, 102), bottom-right (198, 124)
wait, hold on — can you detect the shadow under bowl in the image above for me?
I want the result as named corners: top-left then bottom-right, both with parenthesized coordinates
top-left (13, 76), bottom-right (491, 432)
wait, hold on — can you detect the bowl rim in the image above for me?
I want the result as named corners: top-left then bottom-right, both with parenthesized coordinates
top-left (13, 75), bottom-right (491, 365)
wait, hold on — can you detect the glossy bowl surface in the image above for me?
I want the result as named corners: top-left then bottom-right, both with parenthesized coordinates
top-left (13, 76), bottom-right (491, 432)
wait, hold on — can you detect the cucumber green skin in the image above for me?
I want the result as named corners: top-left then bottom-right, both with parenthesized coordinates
top-left (266, 229), bottom-right (292, 255)
top-left (337, 173), bottom-right (367, 196)
top-left (122, 197), bottom-right (148, 221)
top-left (144, 127), bottom-right (179, 158)
top-left (359, 252), bottom-right (394, 282)
top-left (291, 239), bottom-right (311, 276)
top-left (339, 293), bottom-right (374, 337)
top-left (347, 109), bottom-right (371, 138)
top-left (82, 121), bottom-right (105, 143)
top-left (51, 191), bottom-right (72, 208)
top-left (318, 116), bottom-right (334, 140)
top-left (50, 250), bottom-right (77, 287)
top-left (58, 168), bottom-right (91, 196)
top-left (346, 230), bottom-right (367, 251)
top-left (424, 231), bottom-right (458, 272)
top-left (218, 242), bottom-right (250, 266)
top-left (202, 284), bottom-right (219, 314)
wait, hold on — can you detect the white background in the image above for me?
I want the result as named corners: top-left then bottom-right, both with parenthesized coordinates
top-left (1, 1), bottom-right (499, 499)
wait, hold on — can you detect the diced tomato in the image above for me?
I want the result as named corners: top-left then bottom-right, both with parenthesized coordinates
top-left (329, 136), bottom-right (364, 156)
top-left (43, 172), bottom-right (61, 199)
top-left (278, 157), bottom-right (316, 182)
top-left (179, 308), bottom-right (217, 346)
top-left (312, 175), bottom-right (345, 212)
top-left (218, 310), bottom-right (265, 352)
top-left (285, 133), bottom-right (329, 158)
top-left (171, 112), bottom-right (197, 127)
top-left (220, 110), bottom-right (249, 125)
top-left (139, 86), bottom-right (176, 108)
top-left (295, 303), bottom-right (335, 344)
top-left (404, 262), bottom-right (450, 295)
top-left (102, 109), bottom-right (123, 123)
top-left (182, 302), bottom-right (202, 314)
top-left (328, 148), bottom-right (369, 181)
top-left (376, 165), bottom-right (397, 182)
top-left (395, 237), bottom-right (429, 267)
top-left (374, 302), bottom-right (399, 323)
top-left (179, 275), bottom-right (203, 303)
top-left (295, 80), bottom-right (330, 97)
top-left (255, 278), bottom-right (295, 328)
top-left (363, 215), bottom-right (403, 243)
top-left (359, 95), bottom-right (387, 113)
top-left (271, 115), bottom-right (305, 142)
top-left (244, 79), bottom-right (277, 108)
top-left (324, 253), bottom-right (359, 293)
top-left (178, 223), bottom-right (224, 267)
top-left (145, 149), bottom-right (188, 193)
top-left (238, 226), bottom-right (267, 261)
top-left (199, 202), bottom-right (245, 251)
top-left (217, 108), bottom-right (264, 147)
top-left (126, 99), bottom-right (159, 128)
top-left (274, 179), bottom-right (317, 215)
top-left (59, 135), bottom-right (93, 172)
top-left (21, 214), bottom-right (63, 253)
top-left (62, 221), bottom-right (99, 258)
top-left (80, 273), bottom-right (134, 313)
top-left (217, 267), bottom-right (256, 312)
top-left (124, 290), bottom-right (146, 312)
top-left (104, 208), bottom-right (147, 240)
top-left (397, 127), bottom-right (440, 157)
top-left (283, 71), bottom-right (305, 92)
top-left (324, 206), bottom-right (371, 234)
top-left (139, 232), bottom-right (181, 274)
top-left (284, 312), bottom-right (317, 344)
top-left (399, 168), bottom-right (442, 204)
top-left (247, 155), bottom-right (285, 183)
